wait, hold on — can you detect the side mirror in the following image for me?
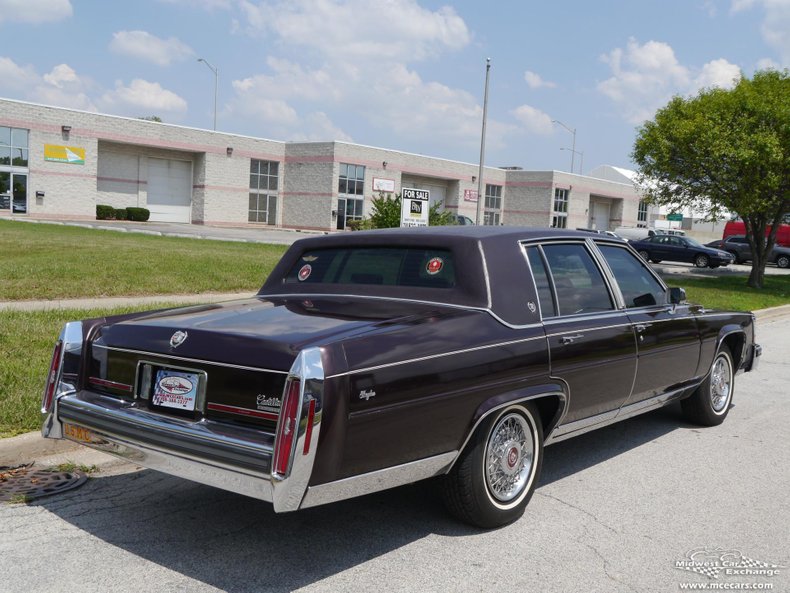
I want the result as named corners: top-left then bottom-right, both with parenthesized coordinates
top-left (669, 287), bottom-right (686, 305)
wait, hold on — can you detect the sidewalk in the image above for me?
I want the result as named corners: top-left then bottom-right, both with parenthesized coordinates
top-left (0, 291), bottom-right (253, 312)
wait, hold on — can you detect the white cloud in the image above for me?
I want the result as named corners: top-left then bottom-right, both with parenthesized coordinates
top-left (238, 0), bottom-right (470, 61)
top-left (511, 104), bottom-right (554, 135)
top-left (598, 38), bottom-right (741, 123)
top-left (731, 0), bottom-right (790, 65)
top-left (757, 57), bottom-right (783, 69)
top-left (43, 63), bottom-right (79, 88)
top-left (110, 30), bottom-right (194, 66)
top-left (157, 0), bottom-right (231, 9)
top-left (0, 0), bottom-right (72, 23)
top-left (524, 70), bottom-right (556, 89)
top-left (227, 1), bottom-right (507, 152)
top-left (0, 57), bottom-right (39, 91)
top-left (101, 79), bottom-right (188, 113)
top-left (695, 58), bottom-right (741, 88)
top-left (0, 57), bottom-right (95, 109)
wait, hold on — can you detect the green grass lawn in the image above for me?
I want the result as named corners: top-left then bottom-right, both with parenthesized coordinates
top-left (661, 273), bottom-right (790, 311)
top-left (0, 306), bottom-right (151, 437)
top-left (0, 220), bottom-right (287, 300)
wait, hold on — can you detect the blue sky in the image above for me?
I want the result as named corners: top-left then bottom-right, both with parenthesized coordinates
top-left (1, 0), bottom-right (787, 172)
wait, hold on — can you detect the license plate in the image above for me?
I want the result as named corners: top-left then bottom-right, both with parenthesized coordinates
top-left (63, 423), bottom-right (95, 444)
top-left (151, 369), bottom-right (200, 411)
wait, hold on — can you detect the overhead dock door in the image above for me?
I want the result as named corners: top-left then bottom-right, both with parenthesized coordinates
top-left (147, 158), bottom-right (192, 223)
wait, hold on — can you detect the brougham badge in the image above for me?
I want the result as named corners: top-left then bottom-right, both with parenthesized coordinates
top-left (359, 389), bottom-right (376, 401)
top-left (170, 331), bottom-right (188, 348)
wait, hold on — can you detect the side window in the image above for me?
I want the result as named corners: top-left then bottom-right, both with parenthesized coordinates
top-left (598, 245), bottom-right (667, 308)
top-left (541, 243), bottom-right (614, 316)
top-left (526, 246), bottom-right (557, 317)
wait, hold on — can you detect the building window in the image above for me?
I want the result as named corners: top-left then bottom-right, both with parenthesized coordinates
top-left (0, 126), bottom-right (28, 167)
top-left (552, 188), bottom-right (569, 228)
top-left (248, 160), bottom-right (278, 224)
top-left (637, 200), bottom-right (648, 226)
top-left (338, 163), bottom-right (365, 229)
top-left (483, 184), bottom-right (502, 226)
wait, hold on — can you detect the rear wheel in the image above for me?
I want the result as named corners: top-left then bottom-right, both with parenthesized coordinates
top-left (694, 253), bottom-right (710, 268)
top-left (776, 254), bottom-right (790, 269)
top-left (638, 250), bottom-right (650, 261)
top-left (681, 345), bottom-right (734, 426)
top-left (443, 403), bottom-right (543, 528)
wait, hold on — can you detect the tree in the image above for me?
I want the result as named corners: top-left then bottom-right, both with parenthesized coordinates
top-left (632, 69), bottom-right (789, 288)
top-left (138, 115), bottom-right (163, 122)
top-left (363, 192), bottom-right (457, 229)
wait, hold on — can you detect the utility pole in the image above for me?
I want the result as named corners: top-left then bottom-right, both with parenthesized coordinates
top-left (475, 58), bottom-right (491, 225)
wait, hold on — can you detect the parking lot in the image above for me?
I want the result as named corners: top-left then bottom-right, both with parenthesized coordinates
top-left (1, 316), bottom-right (787, 593)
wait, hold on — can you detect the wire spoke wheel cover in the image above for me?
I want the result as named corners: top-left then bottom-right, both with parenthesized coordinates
top-left (709, 353), bottom-right (733, 413)
top-left (484, 412), bottom-right (537, 506)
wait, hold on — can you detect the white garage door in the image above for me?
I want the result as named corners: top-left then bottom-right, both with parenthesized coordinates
top-left (147, 158), bottom-right (192, 223)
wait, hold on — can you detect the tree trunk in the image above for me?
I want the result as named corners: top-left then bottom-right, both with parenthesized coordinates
top-left (744, 216), bottom-right (769, 289)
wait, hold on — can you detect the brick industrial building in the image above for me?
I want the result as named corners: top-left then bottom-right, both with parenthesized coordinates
top-left (1, 97), bottom-right (648, 231)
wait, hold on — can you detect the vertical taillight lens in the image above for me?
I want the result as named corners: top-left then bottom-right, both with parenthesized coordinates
top-left (273, 378), bottom-right (301, 477)
top-left (42, 340), bottom-right (64, 413)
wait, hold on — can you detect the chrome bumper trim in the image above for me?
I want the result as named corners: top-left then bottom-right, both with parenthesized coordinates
top-left (62, 424), bottom-right (275, 502)
top-left (300, 451), bottom-right (456, 509)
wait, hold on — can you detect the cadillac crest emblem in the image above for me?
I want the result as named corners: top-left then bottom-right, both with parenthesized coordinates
top-left (169, 330), bottom-right (188, 348)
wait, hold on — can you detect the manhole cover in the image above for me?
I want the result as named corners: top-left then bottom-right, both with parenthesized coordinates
top-left (0, 465), bottom-right (88, 502)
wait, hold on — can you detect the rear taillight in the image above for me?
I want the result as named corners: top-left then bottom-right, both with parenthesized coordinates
top-left (42, 340), bottom-right (64, 413)
top-left (273, 378), bottom-right (301, 477)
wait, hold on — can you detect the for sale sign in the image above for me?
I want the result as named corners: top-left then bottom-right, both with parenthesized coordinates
top-left (401, 187), bottom-right (430, 227)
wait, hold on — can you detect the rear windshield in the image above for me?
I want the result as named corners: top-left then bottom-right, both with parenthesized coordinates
top-left (284, 247), bottom-right (456, 289)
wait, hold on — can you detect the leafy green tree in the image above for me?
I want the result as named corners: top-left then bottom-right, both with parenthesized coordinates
top-left (428, 200), bottom-right (456, 226)
top-left (364, 192), bottom-right (457, 228)
top-left (138, 115), bottom-right (163, 122)
top-left (369, 192), bottom-right (401, 228)
top-left (632, 69), bottom-right (789, 288)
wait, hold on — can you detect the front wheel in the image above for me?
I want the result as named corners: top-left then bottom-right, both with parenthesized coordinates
top-left (694, 253), bottom-right (710, 268)
top-left (681, 345), bottom-right (734, 426)
top-left (442, 403), bottom-right (543, 528)
top-left (776, 254), bottom-right (790, 269)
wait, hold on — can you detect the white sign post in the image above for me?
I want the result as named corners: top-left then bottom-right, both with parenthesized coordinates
top-left (400, 187), bottom-right (430, 227)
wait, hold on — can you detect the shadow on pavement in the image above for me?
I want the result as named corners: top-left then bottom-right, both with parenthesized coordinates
top-left (37, 405), bottom-right (687, 593)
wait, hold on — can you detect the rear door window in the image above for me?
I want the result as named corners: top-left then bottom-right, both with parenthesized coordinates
top-left (541, 243), bottom-right (614, 316)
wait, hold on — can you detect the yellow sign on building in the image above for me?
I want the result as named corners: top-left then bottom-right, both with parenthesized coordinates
top-left (44, 144), bottom-right (86, 165)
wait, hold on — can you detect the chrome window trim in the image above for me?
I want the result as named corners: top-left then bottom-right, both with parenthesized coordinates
top-left (477, 239), bottom-right (493, 308)
top-left (91, 344), bottom-right (289, 375)
top-left (256, 292), bottom-right (545, 331)
top-left (326, 334), bottom-right (546, 379)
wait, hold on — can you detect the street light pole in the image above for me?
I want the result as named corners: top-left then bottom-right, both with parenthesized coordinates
top-left (560, 148), bottom-right (584, 175)
top-left (197, 58), bottom-right (218, 131)
top-left (552, 119), bottom-right (576, 173)
top-left (475, 58), bottom-right (491, 225)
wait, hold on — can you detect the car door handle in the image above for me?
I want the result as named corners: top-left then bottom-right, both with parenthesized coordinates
top-left (560, 334), bottom-right (584, 345)
top-left (634, 324), bottom-right (648, 333)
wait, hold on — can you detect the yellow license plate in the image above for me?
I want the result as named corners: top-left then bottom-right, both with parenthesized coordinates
top-left (63, 423), bottom-right (95, 444)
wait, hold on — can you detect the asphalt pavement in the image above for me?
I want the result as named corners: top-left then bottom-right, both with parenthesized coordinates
top-left (1, 314), bottom-right (788, 593)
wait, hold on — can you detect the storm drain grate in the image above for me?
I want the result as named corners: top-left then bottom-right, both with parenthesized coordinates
top-left (0, 465), bottom-right (88, 502)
